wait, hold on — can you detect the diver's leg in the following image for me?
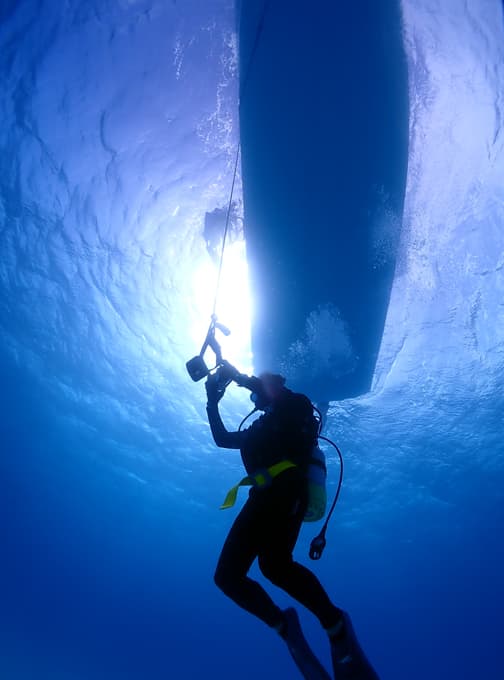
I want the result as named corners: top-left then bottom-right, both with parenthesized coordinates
top-left (257, 472), bottom-right (343, 631)
top-left (215, 490), bottom-right (334, 678)
top-left (271, 542), bottom-right (380, 677)
top-left (214, 493), bottom-right (284, 630)
top-left (258, 474), bottom-right (380, 677)
top-left (263, 554), bottom-right (343, 629)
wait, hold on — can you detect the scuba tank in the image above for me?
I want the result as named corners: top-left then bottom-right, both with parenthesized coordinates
top-left (304, 444), bottom-right (328, 522)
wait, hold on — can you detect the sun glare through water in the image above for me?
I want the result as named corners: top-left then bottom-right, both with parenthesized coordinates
top-left (190, 239), bottom-right (253, 374)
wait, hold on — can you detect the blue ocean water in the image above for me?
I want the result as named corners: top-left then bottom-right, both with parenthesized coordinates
top-left (1, 1), bottom-right (503, 679)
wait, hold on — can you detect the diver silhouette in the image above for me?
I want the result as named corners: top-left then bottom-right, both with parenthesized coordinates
top-left (205, 364), bottom-right (379, 679)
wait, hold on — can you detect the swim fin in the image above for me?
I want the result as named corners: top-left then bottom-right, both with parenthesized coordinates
top-left (282, 608), bottom-right (332, 680)
top-left (330, 612), bottom-right (380, 680)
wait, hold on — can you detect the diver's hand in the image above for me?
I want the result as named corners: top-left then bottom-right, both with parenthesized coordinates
top-left (234, 372), bottom-right (262, 393)
top-left (205, 374), bottom-right (226, 406)
top-left (219, 360), bottom-right (239, 382)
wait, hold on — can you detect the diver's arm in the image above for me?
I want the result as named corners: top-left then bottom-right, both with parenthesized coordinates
top-left (206, 402), bottom-right (244, 449)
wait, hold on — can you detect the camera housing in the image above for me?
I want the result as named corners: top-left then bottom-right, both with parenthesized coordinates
top-left (186, 355), bottom-right (210, 382)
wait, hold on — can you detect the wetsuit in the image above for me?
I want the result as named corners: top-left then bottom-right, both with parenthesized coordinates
top-left (207, 388), bottom-right (341, 631)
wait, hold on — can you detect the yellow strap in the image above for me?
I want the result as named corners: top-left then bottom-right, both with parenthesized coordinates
top-left (220, 460), bottom-right (297, 510)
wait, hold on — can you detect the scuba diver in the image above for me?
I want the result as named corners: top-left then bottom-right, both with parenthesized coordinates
top-left (204, 361), bottom-right (363, 679)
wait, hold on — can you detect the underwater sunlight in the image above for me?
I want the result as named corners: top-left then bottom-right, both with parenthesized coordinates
top-left (0, 1), bottom-right (503, 679)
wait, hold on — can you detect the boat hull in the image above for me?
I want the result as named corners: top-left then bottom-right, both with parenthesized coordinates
top-left (239, 0), bottom-right (409, 402)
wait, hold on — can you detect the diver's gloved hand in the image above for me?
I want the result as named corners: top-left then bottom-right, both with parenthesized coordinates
top-left (218, 360), bottom-right (240, 382)
top-left (234, 373), bottom-right (262, 393)
top-left (233, 371), bottom-right (250, 388)
top-left (205, 374), bottom-right (226, 406)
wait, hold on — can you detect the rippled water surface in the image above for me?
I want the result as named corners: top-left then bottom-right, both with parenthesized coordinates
top-left (1, 1), bottom-right (503, 678)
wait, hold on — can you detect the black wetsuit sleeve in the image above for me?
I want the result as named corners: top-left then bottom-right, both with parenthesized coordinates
top-left (206, 403), bottom-right (245, 449)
